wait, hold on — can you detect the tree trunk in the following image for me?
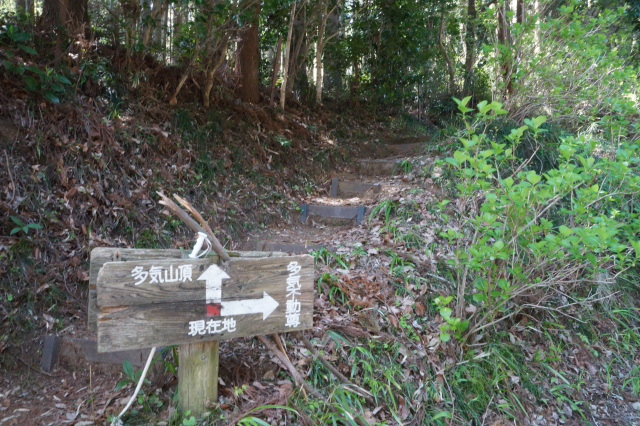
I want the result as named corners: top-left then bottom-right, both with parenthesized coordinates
top-left (463, 0), bottom-right (477, 96)
top-left (534, 0), bottom-right (540, 54)
top-left (323, 8), bottom-right (341, 97)
top-left (270, 35), bottom-right (283, 105)
top-left (237, 0), bottom-right (261, 104)
top-left (172, 4), bottom-right (183, 62)
top-left (315, 0), bottom-right (327, 103)
top-left (119, 0), bottom-right (140, 52)
top-left (15, 0), bottom-right (26, 14)
top-left (315, 0), bottom-right (341, 103)
top-left (280, 0), bottom-right (297, 110)
top-left (352, 59), bottom-right (359, 107)
top-left (142, 0), bottom-right (166, 48)
top-left (511, 0), bottom-right (524, 98)
top-left (26, 0), bottom-right (34, 17)
top-left (42, 0), bottom-right (90, 34)
top-left (437, 11), bottom-right (456, 94)
top-left (496, 1), bottom-right (513, 97)
top-left (285, 3), bottom-right (308, 95)
top-left (203, 37), bottom-right (229, 107)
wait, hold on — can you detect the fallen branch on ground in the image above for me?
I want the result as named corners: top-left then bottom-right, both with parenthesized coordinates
top-left (295, 331), bottom-right (375, 404)
top-left (256, 335), bottom-right (323, 399)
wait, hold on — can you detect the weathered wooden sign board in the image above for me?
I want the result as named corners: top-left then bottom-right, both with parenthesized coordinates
top-left (95, 252), bottom-right (314, 353)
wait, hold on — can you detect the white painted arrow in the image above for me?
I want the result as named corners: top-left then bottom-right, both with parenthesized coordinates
top-left (198, 265), bottom-right (230, 304)
top-left (221, 291), bottom-right (279, 320)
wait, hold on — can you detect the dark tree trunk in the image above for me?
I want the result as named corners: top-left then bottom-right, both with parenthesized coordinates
top-left (323, 7), bottom-right (342, 98)
top-left (463, 0), bottom-right (476, 96)
top-left (437, 11), bottom-right (456, 95)
top-left (237, 0), bottom-right (261, 104)
top-left (15, 0), bottom-right (26, 14)
top-left (517, 0), bottom-right (525, 24)
top-left (496, 2), bottom-right (513, 96)
top-left (42, 0), bottom-right (90, 35)
top-left (270, 35), bottom-right (283, 105)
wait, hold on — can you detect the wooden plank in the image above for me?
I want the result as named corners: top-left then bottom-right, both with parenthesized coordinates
top-left (256, 242), bottom-right (326, 254)
top-left (98, 255), bottom-right (314, 352)
top-left (41, 335), bottom-right (62, 372)
top-left (88, 248), bottom-right (197, 333)
top-left (306, 204), bottom-right (359, 219)
top-left (178, 341), bottom-right (219, 417)
top-left (357, 159), bottom-right (404, 176)
top-left (89, 248), bottom-right (189, 290)
top-left (337, 181), bottom-right (382, 197)
top-left (389, 142), bottom-right (423, 155)
top-left (97, 258), bottom-right (214, 308)
top-left (87, 248), bottom-right (277, 332)
top-left (300, 204), bottom-right (367, 224)
top-left (330, 177), bottom-right (339, 197)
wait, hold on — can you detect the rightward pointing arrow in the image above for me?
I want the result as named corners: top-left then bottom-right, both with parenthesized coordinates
top-left (221, 292), bottom-right (279, 320)
top-left (198, 265), bottom-right (230, 304)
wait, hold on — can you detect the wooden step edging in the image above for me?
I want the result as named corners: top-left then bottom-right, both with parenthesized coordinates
top-left (255, 241), bottom-right (328, 254)
top-left (357, 158), bottom-right (406, 176)
top-left (300, 203), bottom-right (366, 224)
top-left (330, 177), bottom-right (382, 198)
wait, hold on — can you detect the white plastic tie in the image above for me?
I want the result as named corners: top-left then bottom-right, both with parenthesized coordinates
top-left (110, 347), bottom-right (156, 426)
top-left (189, 231), bottom-right (212, 259)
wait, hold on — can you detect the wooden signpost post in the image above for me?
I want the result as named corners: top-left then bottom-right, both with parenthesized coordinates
top-left (92, 248), bottom-right (314, 417)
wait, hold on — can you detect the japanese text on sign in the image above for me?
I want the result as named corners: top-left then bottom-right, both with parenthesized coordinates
top-left (285, 261), bottom-right (302, 328)
top-left (131, 264), bottom-right (193, 286)
top-left (187, 317), bottom-right (237, 336)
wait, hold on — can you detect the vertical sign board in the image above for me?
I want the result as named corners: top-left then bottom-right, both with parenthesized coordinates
top-left (96, 254), bottom-right (314, 352)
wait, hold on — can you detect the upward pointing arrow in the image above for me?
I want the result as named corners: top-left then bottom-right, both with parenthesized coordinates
top-left (198, 265), bottom-right (230, 304)
top-left (221, 292), bottom-right (279, 320)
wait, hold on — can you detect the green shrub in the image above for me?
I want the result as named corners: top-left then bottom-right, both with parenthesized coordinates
top-left (441, 97), bottom-right (640, 341)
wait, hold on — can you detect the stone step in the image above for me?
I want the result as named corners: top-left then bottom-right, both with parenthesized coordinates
top-left (368, 142), bottom-right (423, 158)
top-left (386, 134), bottom-right (434, 145)
top-left (330, 177), bottom-right (381, 198)
top-left (300, 203), bottom-right (366, 224)
top-left (357, 159), bottom-right (407, 176)
top-left (254, 242), bottom-right (328, 254)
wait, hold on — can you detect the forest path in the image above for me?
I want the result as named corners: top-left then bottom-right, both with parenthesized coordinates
top-left (239, 134), bottom-right (436, 255)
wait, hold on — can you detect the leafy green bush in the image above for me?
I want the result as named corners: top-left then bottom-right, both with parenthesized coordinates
top-left (441, 97), bottom-right (640, 341)
top-left (0, 24), bottom-right (73, 103)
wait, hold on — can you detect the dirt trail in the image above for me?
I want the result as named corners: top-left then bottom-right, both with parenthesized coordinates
top-left (0, 131), bottom-right (439, 426)
top-left (240, 135), bottom-right (437, 255)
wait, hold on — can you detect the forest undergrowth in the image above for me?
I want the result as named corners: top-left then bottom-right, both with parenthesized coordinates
top-left (285, 100), bottom-right (640, 425)
top-left (2, 13), bottom-right (640, 426)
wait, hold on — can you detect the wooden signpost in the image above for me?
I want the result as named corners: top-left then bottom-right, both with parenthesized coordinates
top-left (92, 247), bottom-right (314, 417)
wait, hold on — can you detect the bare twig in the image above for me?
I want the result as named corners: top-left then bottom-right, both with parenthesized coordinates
top-left (5, 150), bottom-right (15, 203)
top-left (17, 357), bottom-right (56, 377)
top-left (270, 332), bottom-right (303, 397)
top-left (156, 192), bottom-right (230, 262)
top-left (256, 335), bottom-right (323, 399)
top-left (295, 332), bottom-right (374, 404)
